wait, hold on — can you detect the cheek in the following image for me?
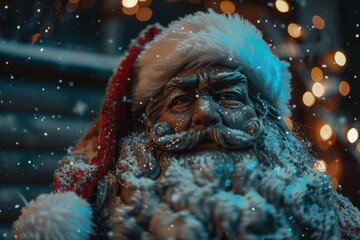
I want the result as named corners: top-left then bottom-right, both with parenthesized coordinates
top-left (159, 111), bottom-right (192, 133)
top-left (221, 105), bottom-right (257, 130)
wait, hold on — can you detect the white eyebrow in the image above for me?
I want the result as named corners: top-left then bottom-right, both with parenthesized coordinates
top-left (209, 67), bottom-right (247, 86)
top-left (164, 76), bottom-right (199, 90)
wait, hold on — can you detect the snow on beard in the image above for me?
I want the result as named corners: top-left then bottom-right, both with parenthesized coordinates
top-left (107, 93), bottom-right (339, 239)
top-left (146, 118), bottom-right (264, 189)
top-left (109, 117), bottom-right (339, 239)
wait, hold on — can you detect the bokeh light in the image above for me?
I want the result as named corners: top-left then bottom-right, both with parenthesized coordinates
top-left (31, 33), bottom-right (41, 45)
top-left (287, 23), bottom-right (302, 38)
top-left (220, 1), bottom-right (236, 14)
top-left (332, 177), bottom-right (339, 190)
top-left (312, 82), bottom-right (325, 97)
top-left (122, 5), bottom-right (139, 15)
top-left (122, 0), bottom-right (138, 8)
top-left (65, 1), bottom-right (79, 12)
top-left (320, 124), bottom-right (333, 141)
top-left (338, 81), bottom-right (350, 96)
top-left (136, 7), bottom-right (152, 22)
top-left (275, 0), bottom-right (290, 13)
top-left (283, 116), bottom-right (293, 130)
top-left (54, 0), bottom-right (62, 14)
top-left (347, 128), bottom-right (359, 143)
top-left (357, 142), bottom-right (360, 153)
top-left (81, 0), bottom-right (95, 8)
top-left (314, 159), bottom-right (327, 172)
top-left (311, 67), bottom-right (323, 82)
top-left (302, 91), bottom-right (315, 107)
top-left (312, 15), bottom-right (325, 29)
top-left (334, 51), bottom-right (346, 66)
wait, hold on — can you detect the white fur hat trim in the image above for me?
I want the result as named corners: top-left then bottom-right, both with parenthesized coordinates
top-left (133, 9), bottom-right (291, 116)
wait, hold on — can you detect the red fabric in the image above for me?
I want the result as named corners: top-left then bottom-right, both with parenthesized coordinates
top-left (54, 25), bottom-right (162, 199)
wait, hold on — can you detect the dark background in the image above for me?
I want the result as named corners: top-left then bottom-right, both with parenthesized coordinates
top-left (0, 0), bottom-right (359, 238)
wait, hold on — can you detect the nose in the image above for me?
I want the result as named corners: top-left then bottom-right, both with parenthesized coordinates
top-left (192, 97), bottom-right (220, 128)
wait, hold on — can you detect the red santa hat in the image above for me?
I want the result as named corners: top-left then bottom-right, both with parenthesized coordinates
top-left (52, 9), bottom-right (292, 200)
top-left (53, 24), bottom-right (163, 199)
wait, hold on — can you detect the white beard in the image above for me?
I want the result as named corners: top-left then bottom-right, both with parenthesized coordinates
top-left (155, 149), bottom-right (258, 192)
top-left (95, 122), bottom-right (358, 240)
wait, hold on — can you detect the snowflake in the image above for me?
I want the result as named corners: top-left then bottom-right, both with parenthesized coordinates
top-left (73, 100), bottom-right (88, 115)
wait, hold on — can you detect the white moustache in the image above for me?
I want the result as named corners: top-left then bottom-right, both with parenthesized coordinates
top-left (150, 118), bottom-right (264, 152)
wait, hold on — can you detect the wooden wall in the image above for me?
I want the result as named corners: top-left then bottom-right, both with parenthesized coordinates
top-left (0, 41), bottom-right (118, 237)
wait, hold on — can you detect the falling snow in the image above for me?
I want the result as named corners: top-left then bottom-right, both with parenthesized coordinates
top-left (1, 1), bottom-right (360, 239)
top-left (73, 101), bottom-right (88, 115)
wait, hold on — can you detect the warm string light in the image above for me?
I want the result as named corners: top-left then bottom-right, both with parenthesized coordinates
top-left (276, 5), bottom-right (355, 162)
top-left (338, 81), bottom-right (350, 96)
top-left (136, 7), bottom-right (152, 22)
top-left (312, 82), bottom-right (324, 97)
top-left (306, 58), bottom-right (353, 150)
top-left (302, 91), bottom-right (315, 107)
top-left (266, 3), bottom-right (360, 190)
top-left (122, 5), bottom-right (139, 15)
top-left (283, 116), bottom-right (293, 130)
top-left (314, 159), bottom-right (327, 172)
top-left (220, 1), bottom-right (236, 14)
top-left (120, 0), bottom-right (202, 16)
top-left (121, 0), bottom-right (153, 21)
top-left (320, 124), bottom-right (333, 141)
top-left (52, 0), bottom-right (95, 18)
top-left (287, 23), bottom-right (302, 38)
top-left (347, 128), bottom-right (359, 143)
top-left (122, 0), bottom-right (138, 8)
top-left (312, 15), bottom-right (325, 29)
top-left (311, 67), bottom-right (323, 82)
top-left (275, 0), bottom-right (290, 13)
top-left (334, 51), bottom-right (346, 66)
top-left (357, 142), bottom-right (360, 153)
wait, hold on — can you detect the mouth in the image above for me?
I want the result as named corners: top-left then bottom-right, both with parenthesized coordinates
top-left (190, 133), bottom-right (220, 152)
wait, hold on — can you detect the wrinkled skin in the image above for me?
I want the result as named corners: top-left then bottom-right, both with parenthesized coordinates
top-left (159, 65), bottom-right (257, 135)
top-left (145, 65), bottom-right (264, 156)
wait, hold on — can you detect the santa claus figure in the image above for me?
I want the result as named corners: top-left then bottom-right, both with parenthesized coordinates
top-left (13, 10), bottom-right (360, 240)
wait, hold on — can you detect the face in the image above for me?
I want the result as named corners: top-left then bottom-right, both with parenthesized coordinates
top-left (158, 65), bottom-right (257, 131)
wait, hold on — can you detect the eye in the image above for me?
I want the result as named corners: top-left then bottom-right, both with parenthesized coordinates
top-left (168, 95), bottom-right (195, 111)
top-left (174, 95), bottom-right (192, 105)
top-left (218, 93), bottom-right (240, 101)
top-left (216, 92), bottom-right (243, 108)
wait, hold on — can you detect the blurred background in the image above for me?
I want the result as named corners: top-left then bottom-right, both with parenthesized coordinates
top-left (0, 0), bottom-right (359, 238)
